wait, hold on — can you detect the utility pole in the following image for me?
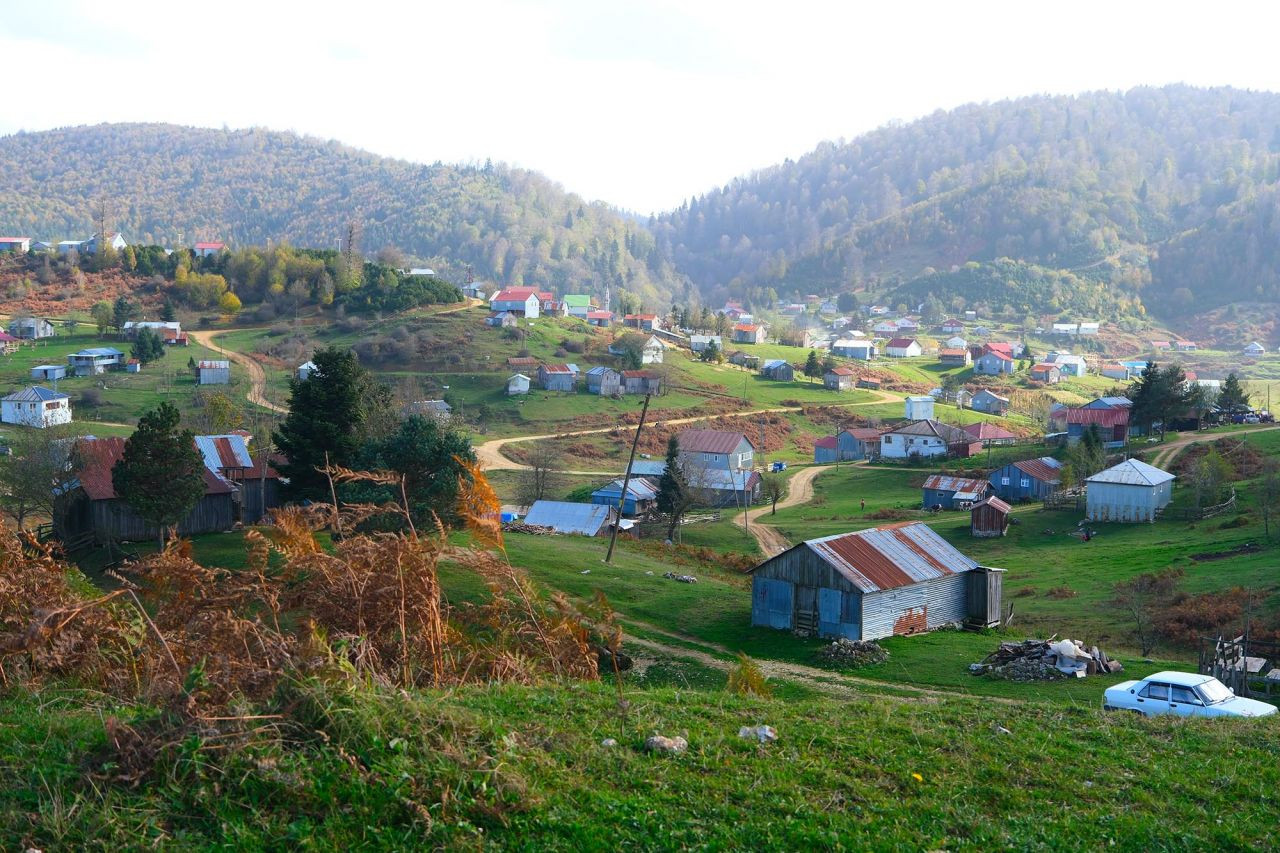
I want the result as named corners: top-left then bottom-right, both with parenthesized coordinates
top-left (605, 393), bottom-right (650, 563)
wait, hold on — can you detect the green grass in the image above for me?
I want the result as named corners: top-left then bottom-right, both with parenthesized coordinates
top-left (6, 680), bottom-right (1280, 849)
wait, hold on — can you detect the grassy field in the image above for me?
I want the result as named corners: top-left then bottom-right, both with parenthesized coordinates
top-left (6, 679), bottom-right (1279, 849)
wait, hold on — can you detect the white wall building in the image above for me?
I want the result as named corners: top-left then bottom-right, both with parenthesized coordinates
top-left (1, 386), bottom-right (72, 428)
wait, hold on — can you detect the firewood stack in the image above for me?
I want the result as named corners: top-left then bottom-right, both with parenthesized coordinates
top-left (970, 635), bottom-right (1124, 680)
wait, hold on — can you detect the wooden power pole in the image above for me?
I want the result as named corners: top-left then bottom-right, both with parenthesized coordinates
top-left (605, 393), bottom-right (651, 563)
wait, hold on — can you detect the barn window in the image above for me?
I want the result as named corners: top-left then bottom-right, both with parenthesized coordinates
top-left (1020, 478), bottom-right (1030, 487)
top-left (1001, 477), bottom-right (1010, 485)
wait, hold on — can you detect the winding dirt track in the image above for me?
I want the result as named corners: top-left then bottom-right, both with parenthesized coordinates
top-left (734, 464), bottom-right (826, 557)
top-left (1146, 424), bottom-right (1280, 469)
top-left (475, 388), bottom-right (902, 473)
top-left (188, 329), bottom-right (287, 414)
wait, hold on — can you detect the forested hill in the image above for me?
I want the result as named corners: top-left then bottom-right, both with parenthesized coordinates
top-left (0, 123), bottom-right (687, 309)
top-left (651, 85), bottom-right (1280, 319)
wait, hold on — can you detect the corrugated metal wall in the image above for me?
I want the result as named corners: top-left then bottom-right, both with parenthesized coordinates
top-left (1086, 481), bottom-right (1171, 522)
top-left (860, 573), bottom-right (968, 640)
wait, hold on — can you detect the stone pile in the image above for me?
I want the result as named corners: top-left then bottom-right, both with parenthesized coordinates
top-left (817, 638), bottom-right (889, 668)
top-left (970, 636), bottom-right (1123, 681)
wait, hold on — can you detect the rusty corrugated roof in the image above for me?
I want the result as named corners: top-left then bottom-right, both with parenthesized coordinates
top-left (922, 474), bottom-right (989, 494)
top-left (72, 437), bottom-right (235, 501)
top-left (1011, 456), bottom-right (1063, 483)
top-left (801, 521), bottom-right (979, 593)
top-left (677, 429), bottom-right (754, 454)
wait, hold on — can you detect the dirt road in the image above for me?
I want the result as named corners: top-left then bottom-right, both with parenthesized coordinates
top-left (1147, 424), bottom-right (1280, 469)
top-left (733, 464), bottom-right (825, 557)
top-left (188, 329), bottom-right (287, 414)
top-left (475, 389), bottom-right (902, 473)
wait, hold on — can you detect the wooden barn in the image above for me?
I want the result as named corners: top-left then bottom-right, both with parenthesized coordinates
top-left (750, 521), bottom-right (1004, 640)
top-left (970, 496), bottom-right (1011, 538)
top-left (54, 437), bottom-right (238, 547)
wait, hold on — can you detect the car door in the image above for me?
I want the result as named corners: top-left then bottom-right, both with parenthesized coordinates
top-left (1169, 685), bottom-right (1204, 717)
top-left (1135, 681), bottom-right (1171, 715)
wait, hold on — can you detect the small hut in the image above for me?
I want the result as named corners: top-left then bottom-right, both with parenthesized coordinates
top-left (970, 496), bottom-right (1011, 538)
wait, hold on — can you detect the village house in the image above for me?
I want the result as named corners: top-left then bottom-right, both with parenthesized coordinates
top-left (824, 366), bottom-right (856, 391)
top-left (904, 395), bottom-right (935, 420)
top-left (9, 317), bottom-right (55, 339)
top-left (988, 457), bottom-right (1063, 502)
top-left (969, 389), bottom-right (1010, 415)
top-left (57, 240), bottom-right (84, 255)
top-left (1100, 363), bottom-right (1132, 381)
top-left (922, 474), bottom-right (992, 510)
top-left (832, 340), bottom-right (876, 360)
top-left (1244, 341), bottom-right (1266, 356)
top-left (812, 427), bottom-right (882, 463)
top-left (537, 363), bottom-right (578, 392)
top-left (857, 376), bottom-right (882, 390)
top-left (963, 421), bottom-right (1016, 446)
top-left (1064, 406), bottom-right (1129, 448)
top-left (54, 437), bottom-right (239, 546)
top-left (585, 366), bottom-right (622, 396)
top-left (1173, 340), bottom-right (1197, 352)
top-left (749, 521), bottom-right (1004, 639)
top-left (1045, 352), bottom-right (1087, 377)
top-left (1078, 321), bottom-right (1100, 336)
top-left (895, 318), bottom-right (919, 333)
top-left (67, 347), bottom-right (124, 376)
top-left (973, 348), bottom-right (1014, 376)
top-left (591, 477), bottom-right (658, 516)
top-left (937, 387), bottom-right (973, 408)
top-left (490, 288), bottom-right (541, 318)
top-left (1, 386), bottom-right (71, 428)
top-left (970, 497), bottom-right (1012, 538)
top-left (689, 334), bottom-right (723, 353)
top-left (462, 283), bottom-right (489, 300)
top-left (872, 320), bottom-right (899, 335)
top-left (880, 419), bottom-right (979, 459)
top-left (938, 348), bottom-right (971, 367)
top-left (1085, 459), bottom-right (1175, 523)
top-left (82, 232), bottom-right (127, 255)
top-left (507, 373), bottom-right (531, 396)
top-left (641, 335), bottom-right (665, 364)
top-left (940, 319), bottom-right (965, 334)
top-left (1053, 322), bottom-right (1078, 336)
top-left (296, 361), bottom-right (317, 381)
top-left (485, 311), bottom-right (518, 328)
top-left (562, 294), bottom-right (594, 319)
top-left (586, 310), bottom-right (614, 327)
top-left (944, 335), bottom-right (967, 350)
top-left (622, 370), bottom-right (662, 395)
top-left (123, 320), bottom-right (183, 341)
top-left (1029, 363), bottom-right (1062, 384)
top-left (624, 313), bottom-right (662, 332)
top-left (30, 364), bottom-right (67, 382)
top-left (761, 359), bottom-right (795, 381)
top-left (733, 323), bottom-right (767, 344)
top-left (1082, 396), bottom-right (1133, 411)
top-left (507, 356), bottom-right (539, 371)
top-left (727, 351), bottom-right (760, 369)
top-left (0, 237), bottom-right (31, 252)
top-left (1150, 340), bottom-right (1172, 351)
top-left (686, 466), bottom-right (761, 508)
top-left (884, 337), bottom-right (922, 358)
top-left (193, 241), bottom-right (225, 258)
top-left (677, 429), bottom-right (754, 471)
top-left (522, 501), bottom-right (620, 536)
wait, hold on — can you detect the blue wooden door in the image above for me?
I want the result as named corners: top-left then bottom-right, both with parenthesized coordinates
top-left (818, 588), bottom-right (842, 636)
top-left (753, 578), bottom-right (794, 629)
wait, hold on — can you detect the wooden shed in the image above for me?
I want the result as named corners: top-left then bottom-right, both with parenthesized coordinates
top-left (970, 496), bottom-right (1011, 537)
top-left (750, 521), bottom-right (1004, 640)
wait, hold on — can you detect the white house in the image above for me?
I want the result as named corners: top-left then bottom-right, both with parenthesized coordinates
top-left (1, 386), bottom-right (72, 428)
top-left (641, 335), bottom-right (665, 364)
top-left (944, 336), bottom-right (967, 350)
top-left (0, 237), bottom-right (31, 253)
top-left (1244, 342), bottom-right (1266, 356)
top-left (490, 288), bottom-right (541, 318)
top-left (1052, 322), bottom-right (1078, 336)
top-left (884, 337), bottom-right (922, 358)
top-left (879, 419), bottom-right (972, 460)
top-left (832, 340), bottom-right (876, 360)
top-left (904, 395), bottom-right (935, 420)
top-left (9, 317), bottom-right (55, 339)
top-left (297, 361), bottom-right (317, 381)
top-left (1078, 322), bottom-right (1100, 336)
top-left (82, 232), bottom-right (127, 255)
top-left (507, 373), bottom-right (531, 396)
top-left (689, 334), bottom-right (723, 353)
top-left (1084, 459), bottom-right (1175, 523)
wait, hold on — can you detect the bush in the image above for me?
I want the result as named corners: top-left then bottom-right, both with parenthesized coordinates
top-left (79, 388), bottom-right (103, 408)
top-left (1045, 586), bottom-right (1077, 599)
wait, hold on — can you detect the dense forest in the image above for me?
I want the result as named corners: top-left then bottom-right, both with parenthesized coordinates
top-left (9, 87), bottom-right (1280, 321)
top-left (0, 123), bottom-right (687, 311)
top-left (652, 85), bottom-right (1280, 317)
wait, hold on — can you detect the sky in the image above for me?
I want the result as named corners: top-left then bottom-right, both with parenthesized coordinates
top-left (3, 0), bottom-right (1280, 214)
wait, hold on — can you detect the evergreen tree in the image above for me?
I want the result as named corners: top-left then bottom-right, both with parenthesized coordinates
top-left (160, 299), bottom-right (177, 322)
top-left (274, 347), bottom-right (379, 500)
top-left (111, 402), bottom-right (206, 549)
top-left (656, 436), bottom-right (693, 541)
top-left (354, 415), bottom-right (476, 527)
top-left (803, 350), bottom-right (821, 380)
top-left (699, 340), bottom-right (722, 363)
top-left (1217, 372), bottom-right (1250, 411)
top-left (131, 327), bottom-right (165, 365)
top-left (112, 295), bottom-right (139, 334)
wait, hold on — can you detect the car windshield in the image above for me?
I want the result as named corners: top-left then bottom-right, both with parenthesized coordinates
top-left (1197, 680), bottom-right (1234, 704)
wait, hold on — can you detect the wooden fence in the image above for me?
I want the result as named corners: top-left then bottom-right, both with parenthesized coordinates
top-left (1198, 635), bottom-right (1280, 697)
top-left (1168, 489), bottom-right (1237, 522)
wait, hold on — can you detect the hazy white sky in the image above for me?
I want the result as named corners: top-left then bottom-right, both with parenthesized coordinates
top-left (3, 0), bottom-right (1280, 213)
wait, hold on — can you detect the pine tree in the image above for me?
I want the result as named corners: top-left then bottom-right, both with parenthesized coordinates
top-left (656, 436), bottom-right (693, 541)
top-left (131, 327), bottom-right (165, 365)
top-left (803, 350), bottom-right (821, 381)
top-left (111, 402), bottom-right (206, 549)
top-left (1217, 372), bottom-right (1250, 411)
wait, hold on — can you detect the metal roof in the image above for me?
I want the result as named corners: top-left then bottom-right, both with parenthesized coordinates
top-left (814, 436), bottom-right (837, 449)
top-left (540, 363), bottom-right (574, 374)
top-left (198, 360), bottom-right (230, 369)
top-left (194, 434), bottom-right (253, 471)
top-left (1064, 407), bottom-right (1129, 427)
top-left (886, 419), bottom-right (970, 442)
top-left (3, 385), bottom-right (68, 402)
top-left (972, 496), bottom-right (1012, 513)
top-left (678, 429), bottom-right (753, 454)
top-left (1085, 459), bottom-right (1175, 487)
top-left (799, 521), bottom-right (980, 593)
top-left (71, 347), bottom-right (124, 357)
top-left (629, 461), bottom-right (667, 477)
top-left (522, 501), bottom-right (615, 535)
top-left (963, 421), bottom-right (1016, 440)
top-left (1011, 456), bottom-right (1063, 483)
top-left (922, 474), bottom-right (989, 494)
top-left (70, 437), bottom-right (234, 501)
top-left (885, 337), bottom-right (917, 348)
top-left (593, 478), bottom-right (658, 501)
top-left (761, 359), bottom-right (789, 369)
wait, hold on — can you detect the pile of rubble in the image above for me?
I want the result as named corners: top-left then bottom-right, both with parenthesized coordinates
top-left (663, 571), bottom-right (697, 583)
top-left (970, 636), bottom-right (1123, 681)
top-left (817, 638), bottom-right (889, 668)
top-left (502, 522), bottom-right (557, 535)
